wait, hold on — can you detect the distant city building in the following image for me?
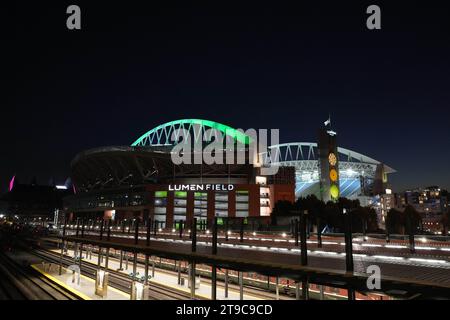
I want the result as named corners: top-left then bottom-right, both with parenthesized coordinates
top-left (362, 188), bottom-right (395, 227)
top-left (404, 186), bottom-right (447, 214)
top-left (403, 186), bottom-right (448, 233)
top-left (0, 181), bottom-right (72, 222)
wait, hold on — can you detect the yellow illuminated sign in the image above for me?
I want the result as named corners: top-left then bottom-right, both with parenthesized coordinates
top-left (330, 184), bottom-right (339, 199)
top-left (329, 169), bottom-right (338, 182)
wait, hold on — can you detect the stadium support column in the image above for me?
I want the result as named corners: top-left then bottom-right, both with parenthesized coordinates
top-left (207, 191), bottom-right (215, 228)
top-left (166, 191), bottom-right (175, 230)
top-left (317, 128), bottom-right (339, 203)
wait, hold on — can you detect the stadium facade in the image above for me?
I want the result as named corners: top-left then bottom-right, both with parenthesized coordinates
top-left (63, 119), bottom-right (394, 227)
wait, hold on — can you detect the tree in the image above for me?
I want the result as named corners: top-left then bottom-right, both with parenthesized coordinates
top-left (296, 195), bottom-right (325, 220)
top-left (351, 206), bottom-right (377, 233)
top-left (404, 205), bottom-right (422, 234)
top-left (270, 200), bottom-right (295, 225)
top-left (386, 208), bottom-right (403, 234)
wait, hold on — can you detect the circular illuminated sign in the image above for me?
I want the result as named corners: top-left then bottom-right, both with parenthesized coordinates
top-left (328, 152), bottom-right (337, 166)
top-left (329, 169), bottom-right (338, 182)
top-left (330, 184), bottom-right (339, 199)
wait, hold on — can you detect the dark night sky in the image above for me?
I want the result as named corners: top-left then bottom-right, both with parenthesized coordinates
top-left (6, 1), bottom-right (450, 193)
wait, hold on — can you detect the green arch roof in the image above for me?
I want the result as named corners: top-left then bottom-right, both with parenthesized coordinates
top-left (131, 119), bottom-right (251, 146)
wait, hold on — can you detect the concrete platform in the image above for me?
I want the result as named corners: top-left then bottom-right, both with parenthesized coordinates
top-left (55, 248), bottom-right (263, 300)
top-left (32, 262), bottom-right (129, 300)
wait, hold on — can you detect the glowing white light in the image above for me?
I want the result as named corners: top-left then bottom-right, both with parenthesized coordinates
top-left (361, 243), bottom-right (382, 247)
top-left (385, 245), bottom-right (406, 249)
top-left (420, 237), bottom-right (427, 243)
top-left (158, 228), bottom-right (162, 232)
top-left (227, 231), bottom-right (231, 235)
top-left (206, 230), bottom-right (210, 234)
top-left (172, 229), bottom-right (176, 233)
top-left (56, 185), bottom-right (68, 190)
top-left (281, 233), bottom-right (287, 237)
top-left (415, 246), bottom-right (436, 250)
top-left (373, 255), bottom-right (404, 261)
top-left (253, 232), bottom-right (256, 236)
top-left (409, 258), bottom-right (447, 264)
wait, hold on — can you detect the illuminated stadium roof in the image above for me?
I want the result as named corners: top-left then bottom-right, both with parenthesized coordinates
top-left (262, 143), bottom-right (396, 199)
top-left (131, 119), bottom-right (251, 146)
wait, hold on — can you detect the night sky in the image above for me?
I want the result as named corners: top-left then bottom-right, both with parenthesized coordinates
top-left (7, 1), bottom-right (450, 193)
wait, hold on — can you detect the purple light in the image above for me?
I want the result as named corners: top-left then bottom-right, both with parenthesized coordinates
top-left (9, 175), bottom-right (15, 191)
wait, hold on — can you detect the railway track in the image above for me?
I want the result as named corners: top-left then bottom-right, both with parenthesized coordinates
top-left (43, 246), bottom-right (293, 300)
top-left (0, 251), bottom-right (79, 300)
top-left (30, 249), bottom-right (192, 300)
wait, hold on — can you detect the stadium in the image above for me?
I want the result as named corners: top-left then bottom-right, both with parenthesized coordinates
top-left (64, 119), bottom-right (394, 227)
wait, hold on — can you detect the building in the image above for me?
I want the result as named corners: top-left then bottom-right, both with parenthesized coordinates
top-left (403, 186), bottom-right (448, 233)
top-left (0, 180), bottom-right (72, 222)
top-left (404, 186), bottom-right (447, 214)
top-left (63, 119), bottom-right (394, 228)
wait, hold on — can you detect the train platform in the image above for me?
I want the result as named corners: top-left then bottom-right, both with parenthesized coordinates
top-left (31, 262), bottom-right (129, 300)
top-left (53, 234), bottom-right (450, 299)
top-left (53, 248), bottom-right (263, 300)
